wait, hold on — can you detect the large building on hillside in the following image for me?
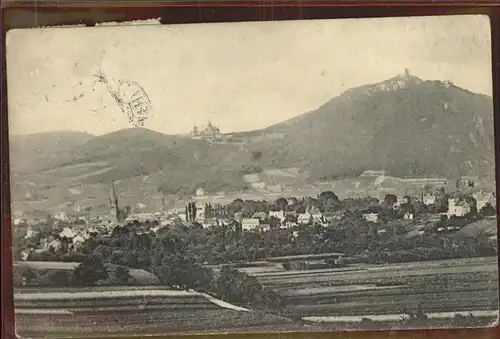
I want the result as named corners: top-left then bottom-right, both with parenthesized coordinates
top-left (191, 121), bottom-right (222, 142)
top-left (446, 198), bottom-right (471, 217)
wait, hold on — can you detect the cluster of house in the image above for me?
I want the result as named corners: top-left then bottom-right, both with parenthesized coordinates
top-left (16, 210), bottom-right (189, 259)
top-left (240, 206), bottom-right (326, 232)
top-left (15, 184), bottom-right (497, 259)
top-left (19, 224), bottom-right (100, 260)
top-left (13, 213), bottom-right (113, 227)
top-left (361, 191), bottom-right (496, 224)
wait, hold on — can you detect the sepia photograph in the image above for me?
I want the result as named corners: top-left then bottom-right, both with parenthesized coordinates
top-left (6, 15), bottom-right (499, 337)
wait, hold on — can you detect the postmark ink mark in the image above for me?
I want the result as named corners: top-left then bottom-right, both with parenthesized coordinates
top-left (95, 73), bottom-right (152, 127)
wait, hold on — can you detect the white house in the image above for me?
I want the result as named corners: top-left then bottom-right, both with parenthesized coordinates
top-left (24, 225), bottom-right (38, 240)
top-left (54, 212), bottom-right (67, 221)
top-left (252, 212), bottom-right (268, 221)
top-left (160, 219), bottom-right (172, 228)
top-left (363, 213), bottom-right (379, 223)
top-left (195, 188), bottom-right (205, 197)
top-left (241, 218), bottom-right (260, 231)
top-left (20, 250), bottom-right (30, 261)
top-left (472, 191), bottom-right (496, 211)
top-left (47, 239), bottom-right (63, 252)
top-left (298, 213), bottom-right (312, 225)
top-left (251, 182), bottom-right (267, 190)
top-left (447, 198), bottom-right (471, 217)
top-left (280, 221), bottom-right (297, 229)
top-left (311, 213), bottom-right (324, 223)
top-left (195, 209), bottom-right (206, 223)
top-left (269, 210), bottom-right (285, 223)
top-left (84, 227), bottom-right (98, 238)
top-left (177, 213), bottom-right (187, 222)
top-left (72, 235), bottom-right (86, 247)
top-left (257, 224), bottom-right (271, 232)
top-left (422, 193), bottom-right (436, 206)
top-left (202, 218), bottom-right (218, 229)
top-left (59, 227), bottom-right (76, 239)
top-left (394, 197), bottom-right (409, 209)
top-left (13, 218), bottom-right (26, 226)
top-left (404, 212), bottom-right (414, 220)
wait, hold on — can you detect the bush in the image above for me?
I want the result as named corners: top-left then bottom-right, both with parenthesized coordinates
top-left (116, 266), bottom-right (131, 284)
top-left (73, 255), bottom-right (109, 286)
top-left (209, 266), bottom-right (285, 313)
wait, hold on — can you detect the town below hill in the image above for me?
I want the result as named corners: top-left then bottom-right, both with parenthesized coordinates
top-left (11, 180), bottom-right (498, 333)
top-left (13, 185), bottom-right (497, 285)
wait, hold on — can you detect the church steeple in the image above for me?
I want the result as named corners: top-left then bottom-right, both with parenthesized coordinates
top-left (110, 182), bottom-right (120, 222)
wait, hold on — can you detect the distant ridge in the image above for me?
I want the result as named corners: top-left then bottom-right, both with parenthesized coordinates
top-left (247, 71), bottom-right (494, 180)
top-left (9, 72), bottom-right (495, 211)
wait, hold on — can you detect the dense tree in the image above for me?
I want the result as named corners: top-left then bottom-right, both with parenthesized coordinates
top-left (480, 203), bottom-right (496, 216)
top-left (323, 198), bottom-right (340, 217)
top-left (274, 198), bottom-right (289, 211)
top-left (73, 255), bottom-right (109, 286)
top-left (268, 216), bottom-right (281, 229)
top-left (318, 191), bottom-right (340, 203)
top-left (384, 194), bottom-right (398, 207)
top-left (211, 266), bottom-right (284, 312)
top-left (191, 202), bottom-right (197, 221)
top-left (251, 151), bottom-right (263, 161)
top-left (464, 196), bottom-right (478, 214)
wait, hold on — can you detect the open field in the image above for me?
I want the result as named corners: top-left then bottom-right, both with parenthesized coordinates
top-left (246, 257), bottom-right (499, 319)
top-left (454, 217), bottom-right (497, 238)
top-left (15, 309), bottom-right (296, 337)
top-left (14, 288), bottom-right (294, 337)
top-left (14, 257), bottom-right (500, 335)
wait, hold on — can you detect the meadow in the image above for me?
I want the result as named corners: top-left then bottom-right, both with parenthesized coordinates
top-left (14, 257), bottom-right (499, 336)
top-left (248, 257), bottom-right (499, 319)
top-left (14, 288), bottom-right (294, 337)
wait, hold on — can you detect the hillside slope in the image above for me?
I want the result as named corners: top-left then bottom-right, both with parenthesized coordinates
top-left (18, 128), bottom-right (252, 196)
top-left (9, 73), bottom-right (495, 212)
top-left (251, 73), bottom-right (494, 180)
top-left (10, 131), bottom-right (94, 174)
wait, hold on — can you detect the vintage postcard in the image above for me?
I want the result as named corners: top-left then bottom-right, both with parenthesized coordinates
top-left (6, 15), bottom-right (498, 337)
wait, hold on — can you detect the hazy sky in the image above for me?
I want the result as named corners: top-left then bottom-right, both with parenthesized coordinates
top-left (6, 15), bottom-right (492, 136)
